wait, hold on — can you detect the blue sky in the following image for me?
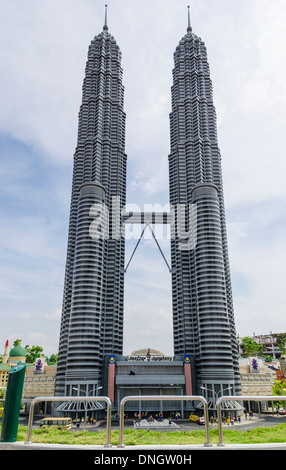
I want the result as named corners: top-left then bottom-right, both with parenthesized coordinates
top-left (0, 0), bottom-right (286, 357)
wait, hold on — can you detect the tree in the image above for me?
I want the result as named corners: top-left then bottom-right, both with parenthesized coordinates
top-left (24, 345), bottom-right (44, 364)
top-left (276, 333), bottom-right (286, 355)
top-left (241, 336), bottom-right (263, 357)
top-left (272, 379), bottom-right (286, 408)
top-left (47, 354), bottom-right (58, 364)
top-left (263, 355), bottom-right (273, 362)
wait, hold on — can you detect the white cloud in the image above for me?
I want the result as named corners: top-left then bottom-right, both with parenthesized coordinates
top-left (0, 0), bottom-right (96, 163)
top-left (45, 308), bottom-right (62, 322)
top-left (238, 79), bottom-right (271, 114)
top-left (0, 0), bottom-right (286, 358)
top-left (139, 92), bottom-right (169, 120)
top-left (0, 216), bottom-right (61, 260)
top-left (19, 312), bottom-right (33, 320)
top-left (27, 332), bottom-right (48, 343)
top-left (227, 197), bottom-right (286, 337)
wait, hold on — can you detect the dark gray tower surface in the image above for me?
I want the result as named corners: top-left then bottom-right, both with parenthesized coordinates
top-left (55, 7), bottom-right (127, 396)
top-left (169, 7), bottom-right (241, 403)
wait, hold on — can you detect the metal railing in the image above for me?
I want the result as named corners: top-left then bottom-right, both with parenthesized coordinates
top-left (22, 393), bottom-right (286, 448)
top-left (25, 395), bottom-right (112, 447)
top-left (216, 395), bottom-right (286, 446)
top-left (118, 394), bottom-right (212, 447)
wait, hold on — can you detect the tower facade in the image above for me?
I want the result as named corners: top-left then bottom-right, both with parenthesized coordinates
top-left (169, 10), bottom-right (241, 401)
top-left (55, 7), bottom-right (241, 407)
top-left (55, 14), bottom-right (127, 396)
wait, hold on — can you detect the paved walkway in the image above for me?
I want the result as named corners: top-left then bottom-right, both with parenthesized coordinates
top-left (71, 412), bottom-right (286, 432)
top-left (1, 441), bottom-right (286, 450)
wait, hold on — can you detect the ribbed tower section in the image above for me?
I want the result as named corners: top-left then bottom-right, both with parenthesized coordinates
top-left (55, 18), bottom-right (127, 396)
top-left (169, 13), bottom-right (241, 401)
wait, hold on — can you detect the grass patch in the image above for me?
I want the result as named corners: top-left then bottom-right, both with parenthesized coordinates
top-left (12, 422), bottom-right (286, 446)
top-left (222, 423), bottom-right (286, 444)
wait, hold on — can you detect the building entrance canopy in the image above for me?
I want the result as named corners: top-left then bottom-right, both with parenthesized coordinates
top-left (56, 400), bottom-right (104, 413)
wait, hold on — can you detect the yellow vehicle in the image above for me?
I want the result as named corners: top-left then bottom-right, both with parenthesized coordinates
top-left (0, 407), bottom-right (4, 417)
top-left (189, 414), bottom-right (198, 422)
top-left (40, 417), bottom-right (72, 430)
top-left (188, 414), bottom-right (205, 425)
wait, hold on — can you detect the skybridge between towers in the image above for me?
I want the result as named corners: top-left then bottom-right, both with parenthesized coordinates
top-left (122, 211), bottom-right (173, 225)
top-left (122, 207), bottom-right (198, 273)
top-left (122, 211), bottom-right (173, 274)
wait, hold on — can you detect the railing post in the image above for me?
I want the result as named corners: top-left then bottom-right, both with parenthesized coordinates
top-left (118, 396), bottom-right (126, 448)
top-left (25, 397), bottom-right (37, 444)
top-left (202, 398), bottom-right (212, 447)
top-left (216, 398), bottom-right (225, 446)
top-left (25, 395), bottom-right (112, 447)
top-left (215, 395), bottom-right (285, 447)
top-left (104, 397), bottom-right (112, 448)
top-left (118, 394), bottom-right (212, 448)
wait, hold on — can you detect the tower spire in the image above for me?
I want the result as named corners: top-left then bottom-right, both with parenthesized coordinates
top-left (103, 4), bottom-right (108, 31)
top-left (187, 5), bottom-right (192, 32)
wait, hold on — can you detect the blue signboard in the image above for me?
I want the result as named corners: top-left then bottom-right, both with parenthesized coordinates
top-left (184, 355), bottom-right (191, 364)
top-left (109, 354), bottom-right (116, 364)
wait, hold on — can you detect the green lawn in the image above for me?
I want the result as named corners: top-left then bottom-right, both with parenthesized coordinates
top-left (12, 422), bottom-right (286, 446)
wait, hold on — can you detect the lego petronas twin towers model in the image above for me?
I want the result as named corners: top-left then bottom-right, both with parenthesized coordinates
top-left (55, 7), bottom-right (241, 403)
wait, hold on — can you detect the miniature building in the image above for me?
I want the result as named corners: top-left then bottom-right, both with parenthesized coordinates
top-left (279, 357), bottom-right (286, 377)
top-left (0, 341), bottom-right (10, 387)
top-left (0, 364), bottom-right (10, 388)
top-left (8, 343), bottom-right (27, 366)
top-left (22, 364), bottom-right (57, 399)
top-left (239, 357), bottom-right (275, 412)
top-left (0, 340), bottom-right (57, 414)
top-left (101, 350), bottom-right (196, 418)
top-left (0, 341), bottom-right (27, 387)
top-left (22, 363), bottom-right (57, 414)
top-left (251, 333), bottom-right (281, 358)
